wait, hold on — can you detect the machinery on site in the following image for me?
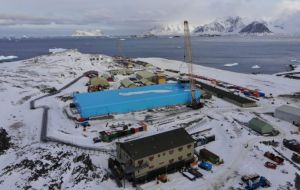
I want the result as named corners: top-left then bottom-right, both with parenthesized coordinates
top-left (182, 20), bottom-right (203, 109)
top-left (245, 176), bottom-right (271, 190)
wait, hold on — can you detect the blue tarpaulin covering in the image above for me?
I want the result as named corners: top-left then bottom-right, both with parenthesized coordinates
top-left (74, 83), bottom-right (201, 118)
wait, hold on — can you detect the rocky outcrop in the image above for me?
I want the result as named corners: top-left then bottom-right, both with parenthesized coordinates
top-left (239, 22), bottom-right (272, 34)
top-left (0, 128), bottom-right (11, 154)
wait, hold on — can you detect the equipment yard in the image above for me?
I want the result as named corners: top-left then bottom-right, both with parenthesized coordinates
top-left (0, 33), bottom-right (300, 190)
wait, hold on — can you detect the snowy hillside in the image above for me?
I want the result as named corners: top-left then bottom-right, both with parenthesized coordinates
top-left (194, 16), bottom-right (245, 34)
top-left (0, 50), bottom-right (299, 190)
top-left (72, 29), bottom-right (104, 37)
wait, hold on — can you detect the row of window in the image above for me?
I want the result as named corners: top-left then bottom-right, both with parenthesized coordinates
top-left (136, 144), bottom-right (192, 166)
top-left (148, 144), bottom-right (192, 160)
top-left (138, 153), bottom-right (193, 167)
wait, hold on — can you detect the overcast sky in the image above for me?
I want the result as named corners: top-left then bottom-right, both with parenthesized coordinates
top-left (0, 0), bottom-right (299, 36)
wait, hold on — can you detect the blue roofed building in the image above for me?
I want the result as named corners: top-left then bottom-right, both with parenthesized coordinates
top-left (73, 83), bottom-right (201, 118)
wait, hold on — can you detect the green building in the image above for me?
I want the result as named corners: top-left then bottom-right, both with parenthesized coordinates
top-left (90, 77), bottom-right (109, 88)
top-left (120, 78), bottom-right (136, 88)
top-left (248, 118), bottom-right (273, 135)
top-left (136, 71), bottom-right (155, 82)
top-left (140, 78), bottom-right (155, 86)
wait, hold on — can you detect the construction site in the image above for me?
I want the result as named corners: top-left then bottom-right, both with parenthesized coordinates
top-left (46, 21), bottom-right (299, 189)
top-left (1, 20), bottom-right (300, 190)
top-left (43, 21), bottom-right (300, 189)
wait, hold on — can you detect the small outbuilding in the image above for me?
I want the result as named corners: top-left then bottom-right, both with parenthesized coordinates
top-left (90, 77), bottom-right (109, 88)
top-left (155, 73), bottom-right (167, 84)
top-left (248, 118), bottom-right (273, 135)
top-left (120, 68), bottom-right (134, 75)
top-left (199, 148), bottom-right (220, 164)
top-left (140, 78), bottom-right (155, 86)
top-left (274, 105), bottom-right (300, 126)
top-left (136, 71), bottom-right (155, 82)
top-left (120, 78), bottom-right (136, 88)
top-left (109, 69), bottom-right (133, 76)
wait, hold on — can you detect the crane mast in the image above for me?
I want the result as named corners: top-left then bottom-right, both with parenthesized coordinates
top-left (184, 20), bottom-right (197, 105)
top-left (117, 39), bottom-right (124, 58)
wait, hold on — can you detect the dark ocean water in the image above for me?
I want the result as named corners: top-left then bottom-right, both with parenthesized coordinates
top-left (1, 36), bottom-right (300, 74)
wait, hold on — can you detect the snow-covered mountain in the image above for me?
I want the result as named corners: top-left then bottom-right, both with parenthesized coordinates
top-left (145, 24), bottom-right (195, 36)
top-left (145, 15), bottom-right (299, 36)
top-left (72, 29), bottom-right (104, 37)
top-left (194, 16), bottom-right (245, 34)
top-left (239, 21), bottom-right (272, 34)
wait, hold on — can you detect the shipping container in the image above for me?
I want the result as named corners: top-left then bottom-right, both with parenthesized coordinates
top-left (198, 161), bottom-right (212, 171)
top-left (199, 148), bottom-right (220, 164)
top-left (259, 92), bottom-right (265, 97)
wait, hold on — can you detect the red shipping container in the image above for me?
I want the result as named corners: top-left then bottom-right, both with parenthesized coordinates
top-left (134, 128), bottom-right (139, 133)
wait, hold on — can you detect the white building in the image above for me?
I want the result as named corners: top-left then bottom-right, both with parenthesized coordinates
top-left (274, 105), bottom-right (300, 125)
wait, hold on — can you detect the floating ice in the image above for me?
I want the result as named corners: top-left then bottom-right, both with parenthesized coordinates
top-left (251, 65), bottom-right (261, 69)
top-left (224, 63), bottom-right (239, 67)
top-left (290, 59), bottom-right (300, 63)
top-left (49, 48), bottom-right (67, 54)
top-left (0, 55), bottom-right (18, 61)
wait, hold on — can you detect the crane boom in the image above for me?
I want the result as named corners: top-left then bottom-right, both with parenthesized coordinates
top-left (117, 39), bottom-right (124, 58)
top-left (184, 20), bottom-right (196, 105)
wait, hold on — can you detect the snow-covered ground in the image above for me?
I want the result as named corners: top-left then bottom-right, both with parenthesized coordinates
top-left (138, 57), bottom-right (300, 96)
top-left (0, 50), bottom-right (299, 190)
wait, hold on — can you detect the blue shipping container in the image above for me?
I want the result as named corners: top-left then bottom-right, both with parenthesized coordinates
top-left (74, 83), bottom-right (201, 118)
top-left (199, 161), bottom-right (212, 171)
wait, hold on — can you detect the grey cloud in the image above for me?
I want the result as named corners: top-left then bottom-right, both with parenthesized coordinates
top-left (0, 0), bottom-right (298, 36)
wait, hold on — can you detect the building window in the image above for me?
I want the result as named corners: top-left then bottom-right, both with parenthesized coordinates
top-left (187, 144), bottom-right (192, 149)
top-left (178, 147), bottom-right (183, 152)
top-left (158, 154), bottom-right (160, 157)
top-left (163, 152), bottom-right (165, 156)
top-left (178, 156), bottom-right (183, 161)
top-left (169, 150), bottom-right (174, 154)
top-left (187, 153), bottom-right (192, 157)
top-left (149, 156), bottom-right (154, 161)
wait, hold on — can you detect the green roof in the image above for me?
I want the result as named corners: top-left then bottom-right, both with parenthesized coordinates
top-left (90, 77), bottom-right (109, 87)
top-left (121, 78), bottom-right (136, 88)
top-left (120, 69), bottom-right (134, 75)
top-left (119, 128), bottom-right (194, 160)
top-left (136, 71), bottom-right (155, 80)
top-left (249, 118), bottom-right (273, 134)
top-left (140, 78), bottom-right (155, 86)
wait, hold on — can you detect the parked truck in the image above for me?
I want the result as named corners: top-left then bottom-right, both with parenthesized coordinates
top-left (264, 151), bottom-right (284, 165)
top-left (199, 148), bottom-right (222, 164)
top-left (193, 135), bottom-right (215, 147)
top-left (283, 139), bottom-right (300, 154)
top-left (100, 125), bottom-right (147, 142)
